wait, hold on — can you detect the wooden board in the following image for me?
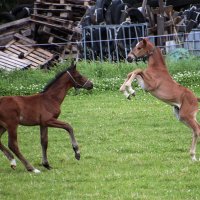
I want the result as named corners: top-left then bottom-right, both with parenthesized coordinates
top-left (31, 14), bottom-right (74, 32)
top-left (1, 34), bottom-right (54, 70)
top-left (0, 51), bottom-right (31, 71)
top-left (0, 18), bottom-right (30, 33)
top-left (30, 0), bottom-right (91, 61)
top-left (33, 1), bottom-right (87, 21)
top-left (35, 0), bottom-right (95, 6)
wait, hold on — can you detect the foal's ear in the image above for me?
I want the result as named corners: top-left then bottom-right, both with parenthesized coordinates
top-left (142, 38), bottom-right (148, 47)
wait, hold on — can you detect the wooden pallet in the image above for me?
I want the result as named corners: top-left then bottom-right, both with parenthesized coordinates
top-left (41, 26), bottom-right (73, 42)
top-left (0, 51), bottom-right (31, 71)
top-left (33, 2), bottom-right (87, 20)
top-left (34, 2), bottom-right (74, 12)
top-left (35, 0), bottom-right (94, 6)
top-left (31, 14), bottom-right (74, 31)
top-left (34, 2), bottom-right (87, 10)
top-left (30, 0), bottom-right (90, 60)
top-left (0, 18), bottom-right (31, 47)
top-left (2, 33), bottom-right (54, 69)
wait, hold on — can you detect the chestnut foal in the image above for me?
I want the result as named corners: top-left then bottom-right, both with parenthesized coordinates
top-left (120, 38), bottom-right (200, 161)
top-left (0, 62), bottom-right (93, 173)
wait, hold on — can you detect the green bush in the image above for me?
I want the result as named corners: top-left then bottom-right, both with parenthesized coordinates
top-left (0, 57), bottom-right (200, 96)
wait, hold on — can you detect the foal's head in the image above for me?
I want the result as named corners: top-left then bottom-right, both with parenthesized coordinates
top-left (127, 38), bottom-right (155, 62)
top-left (67, 62), bottom-right (93, 90)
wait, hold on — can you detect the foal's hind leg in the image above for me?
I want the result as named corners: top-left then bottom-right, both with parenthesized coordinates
top-left (7, 125), bottom-right (40, 173)
top-left (0, 126), bottom-right (16, 169)
top-left (183, 119), bottom-right (200, 161)
top-left (190, 131), bottom-right (198, 161)
top-left (178, 104), bottom-right (200, 161)
top-left (40, 126), bottom-right (51, 169)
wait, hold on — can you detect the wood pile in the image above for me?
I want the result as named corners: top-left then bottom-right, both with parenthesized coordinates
top-left (0, 18), bottom-right (55, 70)
top-left (0, 33), bottom-right (54, 70)
top-left (0, 0), bottom-right (199, 69)
top-left (0, 51), bottom-right (31, 71)
top-left (145, 0), bottom-right (181, 35)
top-left (31, 0), bottom-right (95, 59)
top-left (0, 0), bottom-right (95, 70)
top-left (0, 18), bottom-right (31, 47)
top-left (142, 0), bottom-right (184, 46)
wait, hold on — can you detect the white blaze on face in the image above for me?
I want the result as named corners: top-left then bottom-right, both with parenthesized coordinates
top-left (136, 42), bottom-right (140, 47)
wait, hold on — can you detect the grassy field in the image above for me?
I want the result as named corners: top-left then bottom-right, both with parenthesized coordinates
top-left (0, 58), bottom-right (200, 199)
top-left (1, 90), bottom-right (200, 200)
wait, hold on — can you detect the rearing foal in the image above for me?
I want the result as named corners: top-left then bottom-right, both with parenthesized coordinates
top-left (120, 38), bottom-right (200, 161)
top-left (0, 62), bottom-right (93, 173)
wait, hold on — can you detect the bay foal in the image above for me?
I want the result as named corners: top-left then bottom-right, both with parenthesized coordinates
top-left (0, 62), bottom-right (93, 173)
top-left (120, 38), bottom-right (200, 161)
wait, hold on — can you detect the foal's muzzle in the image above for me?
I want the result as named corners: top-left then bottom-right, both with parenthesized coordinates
top-left (127, 56), bottom-right (134, 63)
top-left (127, 53), bottom-right (136, 63)
top-left (83, 81), bottom-right (93, 90)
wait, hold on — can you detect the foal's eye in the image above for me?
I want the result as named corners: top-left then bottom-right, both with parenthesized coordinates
top-left (137, 47), bottom-right (142, 50)
top-left (76, 75), bottom-right (82, 79)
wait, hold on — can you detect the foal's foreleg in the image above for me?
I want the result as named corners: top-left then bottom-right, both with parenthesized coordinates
top-left (120, 69), bottom-right (143, 99)
top-left (0, 126), bottom-right (16, 169)
top-left (40, 126), bottom-right (51, 169)
top-left (120, 72), bottom-right (135, 99)
top-left (46, 118), bottom-right (80, 160)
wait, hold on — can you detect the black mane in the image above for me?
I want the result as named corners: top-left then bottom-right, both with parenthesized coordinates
top-left (40, 69), bottom-right (67, 93)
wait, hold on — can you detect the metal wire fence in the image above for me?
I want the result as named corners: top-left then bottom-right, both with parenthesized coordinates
top-left (0, 24), bottom-right (199, 65)
top-left (148, 29), bottom-right (200, 56)
top-left (81, 23), bottom-right (148, 62)
top-left (80, 24), bottom-right (200, 61)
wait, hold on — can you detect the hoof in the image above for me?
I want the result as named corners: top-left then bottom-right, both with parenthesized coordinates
top-left (10, 159), bottom-right (16, 170)
top-left (42, 163), bottom-right (52, 170)
top-left (191, 156), bottom-right (197, 161)
top-left (131, 92), bottom-right (136, 96)
top-left (27, 167), bottom-right (41, 173)
top-left (73, 146), bottom-right (80, 160)
top-left (127, 94), bottom-right (132, 100)
top-left (11, 165), bottom-right (16, 170)
top-left (32, 168), bottom-right (41, 173)
top-left (75, 153), bottom-right (80, 160)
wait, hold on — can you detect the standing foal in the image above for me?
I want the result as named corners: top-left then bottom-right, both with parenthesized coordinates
top-left (120, 38), bottom-right (200, 161)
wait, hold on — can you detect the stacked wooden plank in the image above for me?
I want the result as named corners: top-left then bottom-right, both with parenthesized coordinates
top-left (0, 51), bottom-right (31, 71)
top-left (0, 18), bottom-right (31, 47)
top-left (31, 0), bottom-right (94, 59)
top-left (143, 0), bottom-right (183, 46)
top-left (145, 0), bottom-right (181, 36)
top-left (1, 33), bottom-right (54, 69)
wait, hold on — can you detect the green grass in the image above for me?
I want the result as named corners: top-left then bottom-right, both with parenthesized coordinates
top-left (1, 91), bottom-right (200, 200)
top-left (1, 57), bottom-right (200, 96)
top-left (0, 58), bottom-right (200, 199)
